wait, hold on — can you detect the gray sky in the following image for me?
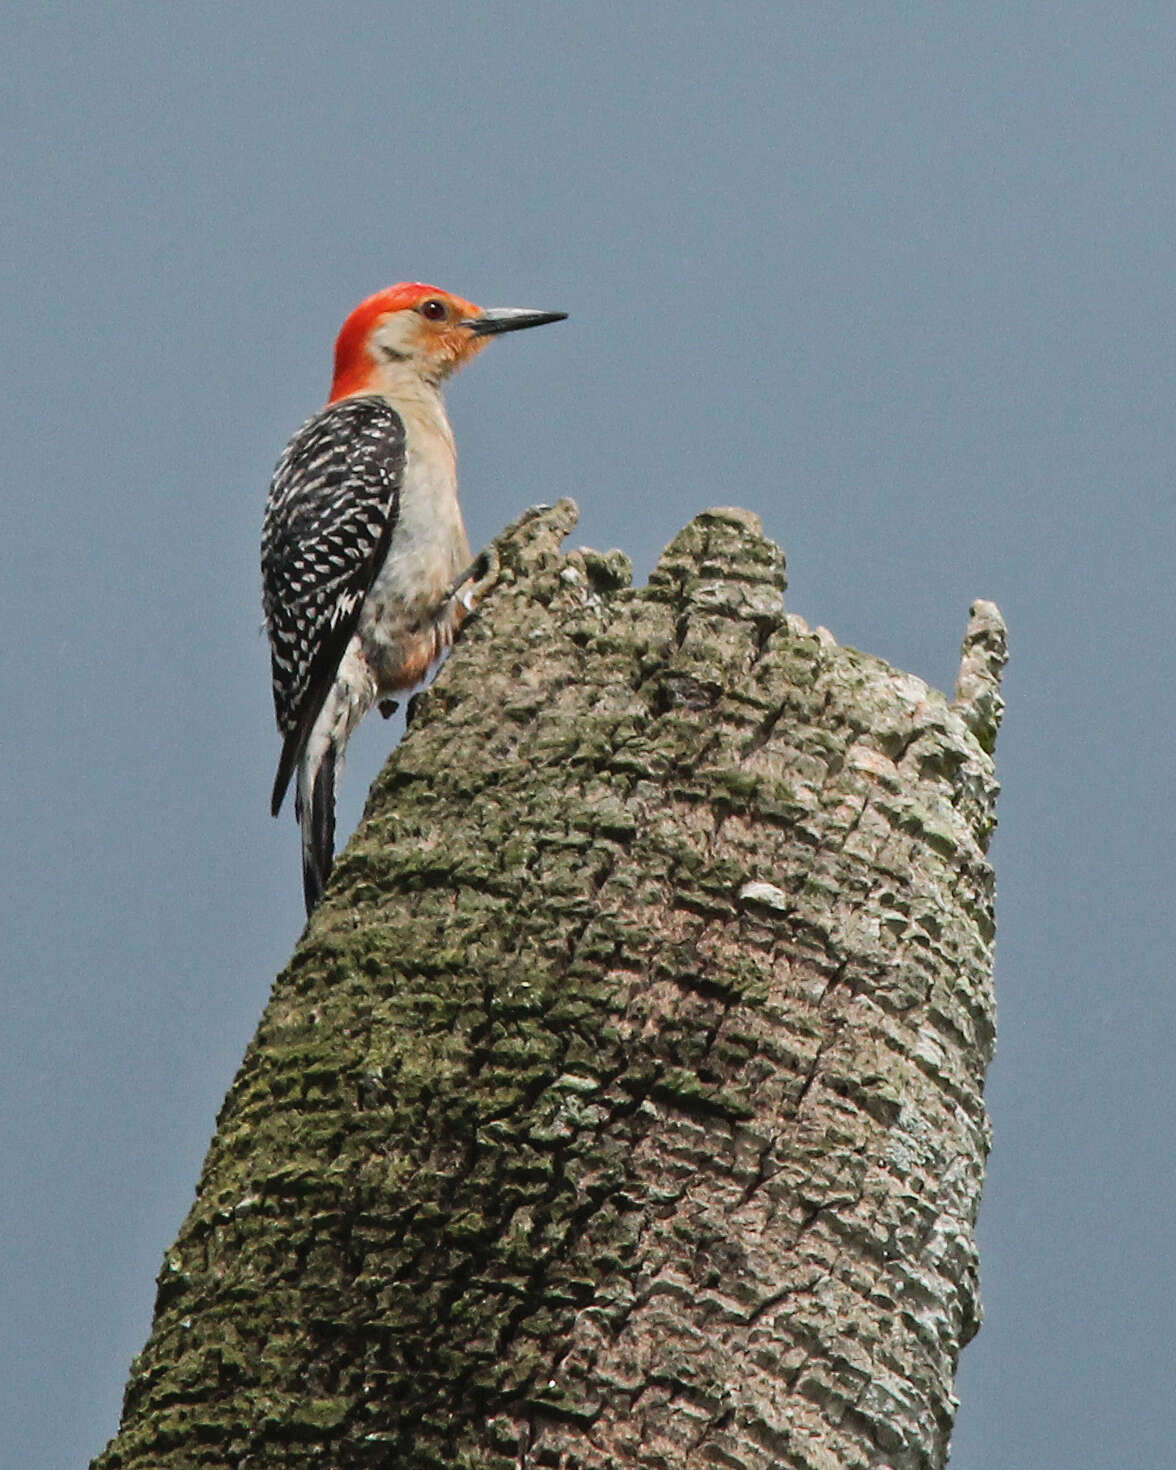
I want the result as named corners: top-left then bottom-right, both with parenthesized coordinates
top-left (4, 4), bottom-right (1174, 1466)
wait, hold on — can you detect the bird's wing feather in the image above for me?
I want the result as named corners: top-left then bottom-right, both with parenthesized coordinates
top-left (261, 395), bottom-right (406, 816)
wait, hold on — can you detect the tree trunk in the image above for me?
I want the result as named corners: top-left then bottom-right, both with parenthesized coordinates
top-left (94, 501), bottom-right (1006, 1470)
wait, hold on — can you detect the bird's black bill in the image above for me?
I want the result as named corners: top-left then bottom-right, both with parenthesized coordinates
top-left (463, 307), bottom-right (568, 336)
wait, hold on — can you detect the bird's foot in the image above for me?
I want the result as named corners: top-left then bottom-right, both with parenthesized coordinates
top-left (444, 543), bottom-right (501, 613)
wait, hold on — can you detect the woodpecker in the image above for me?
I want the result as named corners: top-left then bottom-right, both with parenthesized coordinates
top-left (261, 282), bottom-right (566, 914)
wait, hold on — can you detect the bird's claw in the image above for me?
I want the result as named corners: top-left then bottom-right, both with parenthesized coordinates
top-left (445, 543), bottom-right (501, 613)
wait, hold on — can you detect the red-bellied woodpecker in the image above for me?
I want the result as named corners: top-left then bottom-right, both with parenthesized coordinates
top-left (261, 282), bottom-right (566, 914)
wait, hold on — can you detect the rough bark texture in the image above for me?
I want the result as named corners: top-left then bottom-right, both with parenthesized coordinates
top-left (94, 501), bottom-right (1006, 1470)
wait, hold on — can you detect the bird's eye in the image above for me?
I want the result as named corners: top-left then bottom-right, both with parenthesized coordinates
top-left (419, 299), bottom-right (447, 321)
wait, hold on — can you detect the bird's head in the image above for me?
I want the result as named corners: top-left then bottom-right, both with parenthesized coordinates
top-left (329, 282), bottom-right (566, 401)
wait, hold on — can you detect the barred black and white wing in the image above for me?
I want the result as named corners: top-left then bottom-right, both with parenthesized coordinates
top-left (261, 395), bottom-right (406, 820)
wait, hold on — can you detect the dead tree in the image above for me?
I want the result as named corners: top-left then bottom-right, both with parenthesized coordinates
top-left (94, 501), bottom-right (1006, 1470)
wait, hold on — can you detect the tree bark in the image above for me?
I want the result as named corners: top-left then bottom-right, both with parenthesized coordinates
top-left (94, 501), bottom-right (1006, 1470)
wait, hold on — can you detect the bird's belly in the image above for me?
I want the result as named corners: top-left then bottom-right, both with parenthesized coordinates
top-left (359, 515), bottom-right (471, 695)
top-left (358, 603), bottom-right (458, 694)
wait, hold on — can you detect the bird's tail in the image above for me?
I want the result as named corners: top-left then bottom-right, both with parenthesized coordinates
top-left (296, 741), bottom-right (336, 915)
top-left (287, 652), bottom-right (373, 915)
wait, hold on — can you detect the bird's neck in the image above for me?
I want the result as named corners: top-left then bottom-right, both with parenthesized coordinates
top-left (366, 364), bottom-right (457, 459)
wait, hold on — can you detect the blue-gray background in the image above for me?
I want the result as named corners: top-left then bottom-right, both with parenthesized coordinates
top-left (4, 4), bottom-right (1173, 1465)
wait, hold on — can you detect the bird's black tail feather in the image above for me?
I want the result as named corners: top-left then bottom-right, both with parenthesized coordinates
top-left (300, 744), bottom-right (336, 915)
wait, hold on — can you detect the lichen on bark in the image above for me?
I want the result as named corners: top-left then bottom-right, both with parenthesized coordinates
top-left (94, 501), bottom-right (1006, 1470)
